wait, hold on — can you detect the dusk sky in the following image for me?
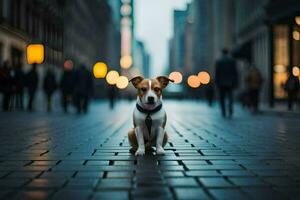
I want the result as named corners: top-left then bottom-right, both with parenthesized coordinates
top-left (135, 0), bottom-right (192, 77)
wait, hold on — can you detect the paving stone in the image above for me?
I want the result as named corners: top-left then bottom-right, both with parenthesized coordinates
top-left (199, 177), bottom-right (233, 187)
top-left (93, 190), bottom-right (129, 200)
top-left (174, 188), bottom-right (210, 200)
top-left (209, 188), bottom-right (250, 200)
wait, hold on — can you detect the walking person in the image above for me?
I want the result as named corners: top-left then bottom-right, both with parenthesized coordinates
top-left (284, 69), bottom-right (300, 111)
top-left (14, 63), bottom-right (25, 110)
top-left (215, 49), bottom-right (239, 118)
top-left (0, 61), bottom-right (12, 111)
top-left (245, 66), bottom-right (263, 113)
top-left (205, 81), bottom-right (215, 107)
top-left (60, 67), bottom-right (74, 113)
top-left (25, 64), bottom-right (38, 111)
top-left (73, 65), bottom-right (93, 114)
top-left (108, 86), bottom-right (116, 109)
top-left (43, 69), bottom-right (57, 112)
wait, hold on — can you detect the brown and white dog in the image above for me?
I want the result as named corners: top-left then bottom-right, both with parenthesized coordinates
top-left (128, 76), bottom-right (173, 156)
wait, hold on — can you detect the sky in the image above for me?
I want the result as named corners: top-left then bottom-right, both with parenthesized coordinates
top-left (134, 0), bottom-right (191, 77)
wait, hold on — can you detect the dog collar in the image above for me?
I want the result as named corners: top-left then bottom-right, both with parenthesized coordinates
top-left (136, 104), bottom-right (162, 136)
top-left (136, 103), bottom-right (162, 115)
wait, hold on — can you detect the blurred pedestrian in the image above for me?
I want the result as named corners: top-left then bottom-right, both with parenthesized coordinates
top-left (205, 81), bottom-right (215, 107)
top-left (13, 63), bottom-right (25, 110)
top-left (74, 64), bottom-right (93, 114)
top-left (43, 68), bottom-right (57, 112)
top-left (25, 64), bottom-right (38, 111)
top-left (284, 69), bottom-right (300, 111)
top-left (215, 48), bottom-right (238, 117)
top-left (245, 66), bottom-right (263, 113)
top-left (0, 61), bottom-right (12, 111)
top-left (108, 86), bottom-right (116, 109)
top-left (60, 67), bottom-right (74, 113)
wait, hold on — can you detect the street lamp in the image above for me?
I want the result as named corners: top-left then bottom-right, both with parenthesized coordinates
top-left (169, 71), bottom-right (183, 84)
top-left (93, 62), bottom-right (108, 78)
top-left (198, 71), bottom-right (210, 84)
top-left (26, 44), bottom-right (44, 65)
top-left (106, 70), bottom-right (120, 85)
top-left (187, 75), bottom-right (201, 88)
top-left (116, 76), bottom-right (129, 89)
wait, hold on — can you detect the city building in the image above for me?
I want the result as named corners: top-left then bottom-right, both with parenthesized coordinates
top-left (134, 40), bottom-right (150, 78)
top-left (234, 0), bottom-right (300, 106)
top-left (0, 0), bottom-right (64, 72)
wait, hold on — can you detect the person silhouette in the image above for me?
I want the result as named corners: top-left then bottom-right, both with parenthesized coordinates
top-left (25, 64), bottom-right (38, 111)
top-left (215, 49), bottom-right (238, 118)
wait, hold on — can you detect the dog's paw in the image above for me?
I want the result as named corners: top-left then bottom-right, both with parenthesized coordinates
top-left (135, 148), bottom-right (145, 156)
top-left (156, 146), bottom-right (165, 155)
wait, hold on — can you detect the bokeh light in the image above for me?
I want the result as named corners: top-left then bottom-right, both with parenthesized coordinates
top-left (106, 70), bottom-right (119, 85)
top-left (120, 55), bottom-right (132, 69)
top-left (292, 66), bottom-right (300, 77)
top-left (64, 60), bottom-right (74, 71)
top-left (27, 44), bottom-right (44, 64)
top-left (169, 71), bottom-right (183, 84)
top-left (93, 62), bottom-right (107, 78)
top-left (198, 71), bottom-right (210, 84)
top-left (296, 17), bottom-right (300, 26)
top-left (293, 31), bottom-right (300, 41)
top-left (116, 76), bottom-right (129, 89)
top-left (187, 75), bottom-right (201, 88)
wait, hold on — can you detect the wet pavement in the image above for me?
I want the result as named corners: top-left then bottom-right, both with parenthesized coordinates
top-left (0, 100), bottom-right (300, 200)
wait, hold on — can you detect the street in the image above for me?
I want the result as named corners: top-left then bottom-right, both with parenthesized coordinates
top-left (0, 100), bottom-right (300, 200)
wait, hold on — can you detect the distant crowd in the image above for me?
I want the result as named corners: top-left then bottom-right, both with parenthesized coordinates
top-left (0, 61), bottom-right (94, 114)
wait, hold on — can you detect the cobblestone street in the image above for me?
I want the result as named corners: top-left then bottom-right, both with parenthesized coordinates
top-left (0, 101), bottom-right (300, 200)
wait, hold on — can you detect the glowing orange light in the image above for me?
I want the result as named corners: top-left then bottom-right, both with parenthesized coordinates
top-left (198, 71), bottom-right (210, 84)
top-left (93, 62), bottom-right (107, 78)
top-left (187, 75), bottom-right (201, 88)
top-left (296, 17), bottom-right (300, 26)
top-left (64, 60), bottom-right (73, 71)
top-left (116, 76), bottom-right (129, 89)
top-left (169, 71), bottom-right (183, 84)
top-left (27, 44), bottom-right (44, 64)
top-left (120, 55), bottom-right (132, 69)
top-left (106, 70), bottom-right (120, 85)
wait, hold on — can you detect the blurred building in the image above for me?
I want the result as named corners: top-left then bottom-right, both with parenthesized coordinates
top-left (134, 41), bottom-right (150, 78)
top-left (169, 10), bottom-right (187, 73)
top-left (234, 0), bottom-right (300, 106)
top-left (63, 0), bottom-right (122, 97)
top-left (0, 0), bottom-right (64, 72)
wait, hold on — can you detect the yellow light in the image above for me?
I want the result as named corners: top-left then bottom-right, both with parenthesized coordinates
top-left (26, 44), bottom-right (44, 64)
top-left (293, 66), bottom-right (300, 77)
top-left (295, 17), bottom-right (300, 26)
top-left (187, 75), bottom-right (201, 88)
top-left (93, 62), bottom-right (107, 78)
top-left (116, 76), bottom-right (129, 89)
top-left (120, 55), bottom-right (132, 69)
top-left (168, 71), bottom-right (183, 84)
top-left (106, 70), bottom-right (119, 85)
top-left (198, 71), bottom-right (210, 84)
top-left (293, 31), bottom-right (300, 41)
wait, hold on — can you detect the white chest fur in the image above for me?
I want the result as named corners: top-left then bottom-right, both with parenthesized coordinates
top-left (133, 107), bottom-right (165, 140)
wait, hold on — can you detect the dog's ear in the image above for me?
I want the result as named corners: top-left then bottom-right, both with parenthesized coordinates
top-left (129, 76), bottom-right (144, 88)
top-left (156, 76), bottom-right (174, 89)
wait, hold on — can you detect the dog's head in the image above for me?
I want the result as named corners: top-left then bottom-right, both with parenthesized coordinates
top-left (130, 76), bottom-right (174, 109)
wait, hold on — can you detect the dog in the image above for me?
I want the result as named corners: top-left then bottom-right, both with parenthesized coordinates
top-left (128, 76), bottom-right (173, 156)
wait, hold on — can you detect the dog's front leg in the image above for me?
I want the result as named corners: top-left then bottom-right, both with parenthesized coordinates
top-left (135, 127), bottom-right (145, 156)
top-left (155, 127), bottom-right (165, 155)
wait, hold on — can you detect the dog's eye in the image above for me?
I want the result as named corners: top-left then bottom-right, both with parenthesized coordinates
top-left (154, 87), bottom-right (161, 92)
top-left (141, 87), bottom-right (147, 92)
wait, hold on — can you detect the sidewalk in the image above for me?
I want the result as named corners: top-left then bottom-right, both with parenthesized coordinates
top-left (0, 101), bottom-right (299, 200)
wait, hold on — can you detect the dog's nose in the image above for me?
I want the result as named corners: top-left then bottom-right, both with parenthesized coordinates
top-left (148, 96), bottom-right (155, 103)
